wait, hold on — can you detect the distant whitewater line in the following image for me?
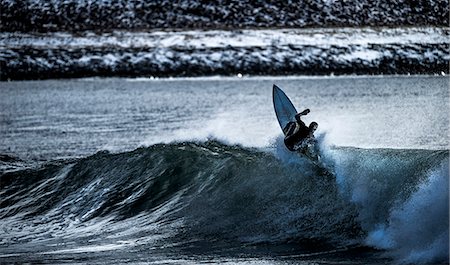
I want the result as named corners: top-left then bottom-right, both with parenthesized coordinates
top-left (1, 27), bottom-right (448, 80)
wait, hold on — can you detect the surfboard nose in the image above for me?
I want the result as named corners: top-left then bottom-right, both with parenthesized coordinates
top-left (273, 84), bottom-right (281, 95)
top-left (273, 84), bottom-right (280, 91)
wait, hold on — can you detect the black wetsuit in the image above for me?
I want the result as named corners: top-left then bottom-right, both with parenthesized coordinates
top-left (284, 115), bottom-right (311, 151)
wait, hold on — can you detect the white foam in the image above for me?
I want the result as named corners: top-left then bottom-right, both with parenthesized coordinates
top-left (142, 108), bottom-right (280, 148)
top-left (1, 27), bottom-right (447, 49)
top-left (366, 159), bottom-right (449, 263)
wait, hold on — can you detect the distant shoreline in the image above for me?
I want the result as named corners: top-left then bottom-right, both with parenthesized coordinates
top-left (3, 74), bottom-right (449, 84)
top-left (1, 27), bottom-right (448, 81)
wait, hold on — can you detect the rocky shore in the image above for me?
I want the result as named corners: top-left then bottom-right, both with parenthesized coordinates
top-left (1, 1), bottom-right (448, 80)
top-left (1, 28), bottom-right (448, 80)
top-left (1, 0), bottom-right (447, 32)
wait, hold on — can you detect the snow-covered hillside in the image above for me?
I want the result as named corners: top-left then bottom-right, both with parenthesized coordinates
top-left (1, 1), bottom-right (448, 80)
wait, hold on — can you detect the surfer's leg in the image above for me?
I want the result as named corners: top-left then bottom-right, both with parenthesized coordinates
top-left (283, 122), bottom-right (296, 136)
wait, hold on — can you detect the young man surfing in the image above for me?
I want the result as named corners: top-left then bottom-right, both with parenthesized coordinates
top-left (283, 108), bottom-right (318, 156)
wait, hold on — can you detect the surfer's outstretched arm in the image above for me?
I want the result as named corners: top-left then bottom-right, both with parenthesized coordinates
top-left (295, 109), bottom-right (309, 126)
top-left (296, 109), bottom-right (310, 117)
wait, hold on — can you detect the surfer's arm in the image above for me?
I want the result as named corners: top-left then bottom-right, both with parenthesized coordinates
top-left (295, 109), bottom-right (310, 122)
top-left (295, 109), bottom-right (310, 124)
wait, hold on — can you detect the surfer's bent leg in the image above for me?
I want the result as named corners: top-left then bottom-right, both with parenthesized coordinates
top-left (283, 122), bottom-right (298, 151)
top-left (283, 122), bottom-right (296, 136)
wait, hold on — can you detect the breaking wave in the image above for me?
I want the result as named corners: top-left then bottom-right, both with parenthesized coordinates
top-left (0, 140), bottom-right (448, 263)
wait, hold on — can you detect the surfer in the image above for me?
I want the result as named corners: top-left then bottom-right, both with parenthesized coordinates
top-left (283, 109), bottom-right (318, 152)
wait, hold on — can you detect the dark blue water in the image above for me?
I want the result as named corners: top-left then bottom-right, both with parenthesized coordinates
top-left (0, 76), bottom-right (448, 264)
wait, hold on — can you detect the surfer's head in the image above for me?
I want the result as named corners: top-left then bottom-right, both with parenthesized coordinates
top-left (309, 122), bottom-right (318, 132)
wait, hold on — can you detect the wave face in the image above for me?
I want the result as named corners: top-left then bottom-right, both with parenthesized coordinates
top-left (0, 141), bottom-right (448, 263)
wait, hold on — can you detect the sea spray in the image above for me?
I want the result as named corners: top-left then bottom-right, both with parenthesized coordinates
top-left (326, 146), bottom-right (449, 263)
top-left (367, 159), bottom-right (449, 264)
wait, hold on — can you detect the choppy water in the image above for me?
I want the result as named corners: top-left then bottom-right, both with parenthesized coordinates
top-left (0, 76), bottom-right (448, 264)
top-left (1, 76), bottom-right (448, 160)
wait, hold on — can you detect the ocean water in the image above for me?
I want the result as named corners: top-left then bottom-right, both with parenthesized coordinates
top-left (0, 76), bottom-right (448, 264)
